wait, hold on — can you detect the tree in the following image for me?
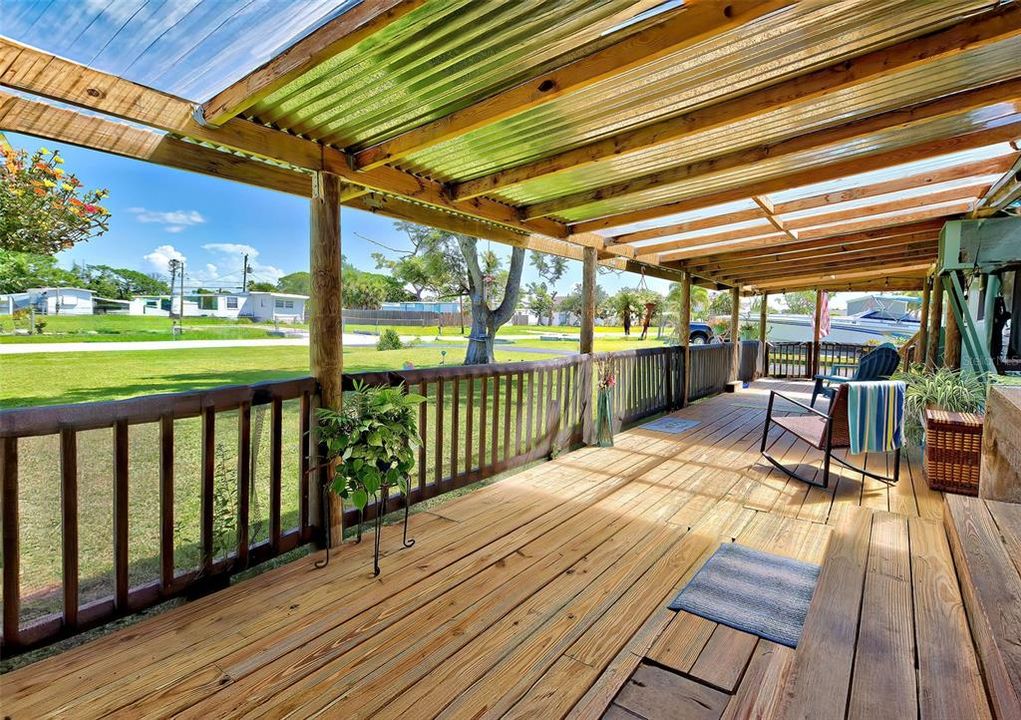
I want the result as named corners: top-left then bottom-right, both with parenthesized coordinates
top-left (525, 281), bottom-right (554, 325)
top-left (0, 250), bottom-right (76, 293)
top-left (529, 252), bottom-right (567, 325)
top-left (666, 282), bottom-right (710, 326)
top-left (276, 271), bottom-right (310, 295)
top-left (72, 263), bottom-right (170, 298)
top-left (708, 290), bottom-right (734, 317)
top-left (783, 290), bottom-right (816, 315)
top-left (1, 146), bottom-right (111, 254)
top-left (461, 237), bottom-right (524, 364)
top-left (371, 223), bottom-right (462, 301)
top-left (560, 282), bottom-right (609, 323)
top-left (247, 281), bottom-right (277, 292)
top-left (608, 288), bottom-right (641, 335)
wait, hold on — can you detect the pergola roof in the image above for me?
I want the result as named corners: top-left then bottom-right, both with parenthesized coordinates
top-left (3, 0), bottom-right (1021, 293)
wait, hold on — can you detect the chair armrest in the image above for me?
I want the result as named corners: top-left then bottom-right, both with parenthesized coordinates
top-left (770, 390), bottom-right (830, 419)
top-left (813, 374), bottom-right (848, 383)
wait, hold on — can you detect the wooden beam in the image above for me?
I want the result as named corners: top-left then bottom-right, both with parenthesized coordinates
top-left (610, 207), bottom-right (766, 244)
top-left (684, 227), bottom-right (940, 272)
top-left (917, 274), bottom-right (932, 364)
top-left (679, 271), bottom-right (691, 405)
top-left (780, 185), bottom-right (988, 230)
top-left (709, 239), bottom-right (937, 279)
top-left (309, 171), bottom-right (343, 546)
top-left (772, 157), bottom-right (1012, 214)
top-left (972, 150), bottom-right (1021, 217)
top-left (758, 293), bottom-right (768, 376)
top-left (580, 247), bottom-right (597, 355)
top-left (0, 91), bottom-right (312, 197)
top-left (201, 0), bottom-right (425, 125)
top-left (449, 2), bottom-right (1021, 200)
top-left (742, 277), bottom-right (926, 294)
top-left (569, 120), bottom-right (1021, 233)
top-left (722, 248), bottom-right (938, 284)
top-left (752, 196), bottom-right (797, 241)
top-left (729, 287), bottom-right (740, 381)
top-left (631, 226), bottom-right (782, 258)
top-left (749, 263), bottom-right (932, 290)
top-left (945, 294), bottom-right (962, 370)
top-left (812, 291), bottom-right (824, 375)
top-left (351, 0), bottom-right (790, 170)
top-left (926, 277), bottom-right (945, 368)
top-left (523, 78), bottom-right (1021, 220)
top-left (0, 39), bottom-right (582, 244)
top-left (793, 202), bottom-right (973, 241)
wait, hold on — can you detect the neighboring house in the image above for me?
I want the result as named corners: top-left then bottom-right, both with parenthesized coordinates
top-left (381, 300), bottom-right (461, 314)
top-left (0, 287), bottom-right (94, 315)
top-left (140, 292), bottom-right (308, 322)
top-left (242, 292), bottom-right (307, 323)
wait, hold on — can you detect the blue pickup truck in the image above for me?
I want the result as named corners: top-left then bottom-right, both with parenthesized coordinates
top-left (688, 322), bottom-right (714, 345)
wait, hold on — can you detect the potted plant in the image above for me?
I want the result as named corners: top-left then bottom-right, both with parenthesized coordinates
top-left (317, 380), bottom-right (426, 575)
top-left (895, 365), bottom-right (988, 495)
top-left (595, 358), bottom-right (616, 447)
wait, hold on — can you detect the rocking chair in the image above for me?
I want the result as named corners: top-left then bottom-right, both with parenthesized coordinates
top-left (810, 343), bottom-right (900, 408)
top-left (760, 383), bottom-right (901, 489)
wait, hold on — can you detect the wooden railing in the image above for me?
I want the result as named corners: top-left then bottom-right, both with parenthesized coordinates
top-left (765, 341), bottom-right (874, 378)
top-left (0, 344), bottom-right (741, 656)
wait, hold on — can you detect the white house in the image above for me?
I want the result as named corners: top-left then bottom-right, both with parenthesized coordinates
top-left (0, 287), bottom-right (94, 315)
top-left (137, 291), bottom-right (308, 322)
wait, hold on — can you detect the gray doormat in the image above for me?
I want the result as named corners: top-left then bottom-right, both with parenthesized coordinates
top-left (668, 543), bottom-right (820, 648)
top-left (641, 417), bottom-right (700, 434)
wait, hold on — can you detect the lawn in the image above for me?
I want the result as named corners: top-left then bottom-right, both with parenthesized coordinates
top-left (0, 314), bottom-right (285, 343)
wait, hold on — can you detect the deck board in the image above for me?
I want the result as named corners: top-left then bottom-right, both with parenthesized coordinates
top-left (0, 380), bottom-right (991, 720)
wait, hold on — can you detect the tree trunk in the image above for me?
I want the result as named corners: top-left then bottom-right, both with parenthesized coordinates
top-left (460, 237), bottom-right (525, 365)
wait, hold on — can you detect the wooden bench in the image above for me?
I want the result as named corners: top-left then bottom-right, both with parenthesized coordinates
top-left (944, 495), bottom-right (1021, 719)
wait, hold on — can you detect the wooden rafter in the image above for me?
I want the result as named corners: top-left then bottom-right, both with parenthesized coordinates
top-left (522, 78), bottom-right (1021, 220)
top-left (779, 185), bottom-right (988, 231)
top-left (748, 263), bottom-right (932, 290)
top-left (609, 207), bottom-right (766, 244)
top-left (200, 0), bottom-right (426, 126)
top-left (971, 148), bottom-right (1021, 216)
top-left (450, 3), bottom-right (1021, 201)
top-left (350, 0), bottom-right (791, 170)
top-left (0, 39), bottom-right (642, 256)
top-left (771, 157), bottom-right (1011, 214)
top-left (742, 276), bottom-right (926, 295)
top-left (569, 121), bottom-right (1021, 233)
top-left (633, 227), bottom-right (783, 258)
top-left (793, 201), bottom-right (973, 241)
top-left (719, 245), bottom-right (938, 283)
top-left (751, 196), bottom-right (797, 241)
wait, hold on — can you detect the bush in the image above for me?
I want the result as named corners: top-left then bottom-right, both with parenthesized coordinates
top-left (894, 366), bottom-right (988, 445)
top-left (376, 327), bottom-right (403, 351)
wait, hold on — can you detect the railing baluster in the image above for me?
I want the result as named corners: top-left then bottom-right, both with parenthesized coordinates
top-left (479, 377), bottom-right (488, 472)
top-left (299, 393), bottom-right (310, 540)
top-left (159, 414), bottom-right (174, 592)
top-left (450, 378), bottom-right (460, 483)
top-left (237, 402), bottom-right (252, 567)
top-left (200, 406), bottom-right (215, 572)
top-left (435, 378), bottom-right (444, 486)
top-left (418, 380), bottom-right (427, 492)
top-left (515, 372), bottom-right (523, 456)
top-left (503, 374), bottom-right (511, 463)
top-left (2, 437), bottom-right (20, 649)
top-left (60, 428), bottom-right (78, 631)
top-left (113, 420), bottom-right (129, 610)
top-left (491, 373), bottom-right (500, 468)
top-left (526, 371), bottom-right (534, 453)
top-left (269, 397), bottom-right (282, 552)
top-left (465, 378), bottom-right (474, 474)
top-left (535, 370), bottom-right (544, 447)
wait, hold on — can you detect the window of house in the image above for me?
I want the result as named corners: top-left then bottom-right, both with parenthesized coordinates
top-left (198, 296), bottom-right (217, 310)
top-left (226, 296), bottom-right (238, 309)
top-left (275, 299), bottom-right (294, 309)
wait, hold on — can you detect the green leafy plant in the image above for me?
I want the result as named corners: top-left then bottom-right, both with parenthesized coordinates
top-left (317, 381), bottom-right (426, 513)
top-left (376, 327), bottom-right (403, 351)
top-left (894, 366), bottom-right (988, 445)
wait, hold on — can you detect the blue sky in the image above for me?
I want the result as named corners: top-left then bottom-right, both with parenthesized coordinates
top-left (7, 132), bottom-right (667, 298)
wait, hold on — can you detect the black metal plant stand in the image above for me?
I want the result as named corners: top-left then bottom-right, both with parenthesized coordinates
top-left (314, 480), bottom-right (415, 573)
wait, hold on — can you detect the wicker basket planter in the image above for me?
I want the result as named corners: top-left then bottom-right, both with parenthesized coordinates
top-left (924, 409), bottom-right (983, 496)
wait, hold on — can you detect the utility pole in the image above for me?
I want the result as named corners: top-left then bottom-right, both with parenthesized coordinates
top-left (168, 259), bottom-right (180, 319)
top-left (242, 253), bottom-right (252, 291)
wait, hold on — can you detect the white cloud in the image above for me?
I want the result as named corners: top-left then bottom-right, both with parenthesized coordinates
top-left (202, 243), bottom-right (259, 256)
top-left (143, 245), bottom-right (186, 274)
top-left (191, 244), bottom-right (284, 288)
top-left (128, 207), bottom-right (205, 234)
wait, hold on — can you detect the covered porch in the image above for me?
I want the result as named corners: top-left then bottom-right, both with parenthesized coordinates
top-left (4, 379), bottom-right (983, 719)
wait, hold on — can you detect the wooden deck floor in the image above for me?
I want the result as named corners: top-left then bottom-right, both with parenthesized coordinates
top-left (1, 380), bottom-right (988, 719)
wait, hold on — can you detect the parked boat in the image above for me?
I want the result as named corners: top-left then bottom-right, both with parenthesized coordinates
top-left (754, 294), bottom-right (921, 345)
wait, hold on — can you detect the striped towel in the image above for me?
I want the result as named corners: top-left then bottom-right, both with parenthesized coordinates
top-left (846, 381), bottom-right (905, 454)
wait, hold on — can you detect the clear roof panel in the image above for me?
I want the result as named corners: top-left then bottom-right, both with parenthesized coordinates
top-left (0, 0), bottom-right (360, 101)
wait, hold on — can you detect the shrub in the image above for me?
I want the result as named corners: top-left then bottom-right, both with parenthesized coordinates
top-left (894, 365), bottom-right (988, 445)
top-left (376, 327), bottom-right (403, 351)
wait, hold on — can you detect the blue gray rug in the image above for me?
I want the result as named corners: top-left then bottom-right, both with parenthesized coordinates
top-left (641, 417), bottom-right (700, 434)
top-left (668, 543), bottom-right (820, 648)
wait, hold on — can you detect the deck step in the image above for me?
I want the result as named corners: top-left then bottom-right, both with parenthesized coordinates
top-left (944, 495), bottom-right (1021, 719)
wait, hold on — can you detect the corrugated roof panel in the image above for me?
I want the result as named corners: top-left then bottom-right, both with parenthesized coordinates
top-left (397, 0), bottom-right (999, 184)
top-left (246, 0), bottom-right (649, 146)
top-left (479, 35), bottom-right (1021, 206)
top-left (553, 106), bottom-right (1021, 222)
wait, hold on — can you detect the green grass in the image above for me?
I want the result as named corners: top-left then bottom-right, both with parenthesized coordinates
top-left (0, 314), bottom-right (288, 343)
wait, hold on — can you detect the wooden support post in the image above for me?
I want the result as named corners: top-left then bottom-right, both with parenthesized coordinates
top-left (758, 292), bottom-right (768, 377)
top-left (812, 290), bottom-right (824, 378)
top-left (945, 290), bottom-right (962, 370)
top-left (679, 271), bottom-right (691, 406)
top-left (926, 276), bottom-right (944, 368)
top-left (729, 286), bottom-right (740, 382)
top-left (580, 246), bottom-right (596, 355)
top-left (310, 170), bottom-right (343, 547)
top-left (917, 274), bottom-right (931, 365)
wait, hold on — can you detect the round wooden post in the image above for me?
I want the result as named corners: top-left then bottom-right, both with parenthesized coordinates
top-left (729, 287), bottom-right (740, 381)
top-left (758, 292), bottom-right (768, 377)
top-left (679, 272), bottom-right (691, 405)
top-left (580, 246), bottom-right (596, 355)
top-left (310, 170), bottom-right (344, 546)
top-left (926, 275), bottom-right (944, 368)
top-left (812, 290), bottom-right (823, 378)
top-left (916, 274), bottom-right (931, 365)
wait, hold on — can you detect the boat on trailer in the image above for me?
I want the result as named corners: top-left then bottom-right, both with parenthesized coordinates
top-left (759, 294), bottom-right (921, 344)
